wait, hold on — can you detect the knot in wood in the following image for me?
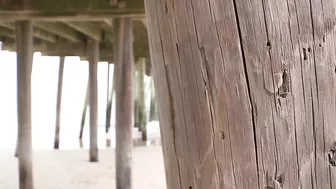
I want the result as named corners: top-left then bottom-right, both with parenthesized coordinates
top-left (328, 142), bottom-right (336, 166)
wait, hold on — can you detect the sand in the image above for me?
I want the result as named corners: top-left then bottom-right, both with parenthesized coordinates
top-left (0, 146), bottom-right (166, 189)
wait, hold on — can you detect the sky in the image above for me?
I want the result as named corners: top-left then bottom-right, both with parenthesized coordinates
top-left (0, 50), bottom-right (159, 150)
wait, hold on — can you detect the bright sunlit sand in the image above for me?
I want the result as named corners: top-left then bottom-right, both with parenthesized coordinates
top-left (0, 146), bottom-right (166, 189)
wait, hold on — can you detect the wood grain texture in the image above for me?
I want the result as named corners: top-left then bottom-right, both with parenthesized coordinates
top-left (145, 0), bottom-right (336, 188)
top-left (115, 17), bottom-right (134, 189)
top-left (87, 38), bottom-right (99, 162)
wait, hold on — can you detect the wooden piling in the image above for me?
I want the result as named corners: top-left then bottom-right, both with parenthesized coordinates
top-left (105, 63), bottom-right (116, 147)
top-left (105, 64), bottom-right (111, 133)
top-left (87, 38), bottom-right (99, 162)
top-left (115, 17), bottom-right (133, 189)
top-left (137, 58), bottom-right (147, 141)
top-left (79, 81), bottom-right (89, 142)
top-left (16, 20), bottom-right (34, 189)
top-left (149, 78), bottom-right (157, 121)
top-left (53, 56), bottom-right (65, 149)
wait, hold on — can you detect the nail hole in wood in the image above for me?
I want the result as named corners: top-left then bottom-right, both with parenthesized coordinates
top-left (323, 35), bottom-right (326, 42)
top-left (189, 186), bottom-right (192, 189)
top-left (307, 47), bottom-right (311, 52)
top-left (303, 48), bottom-right (308, 60)
top-left (266, 41), bottom-right (271, 49)
top-left (319, 44), bottom-right (322, 48)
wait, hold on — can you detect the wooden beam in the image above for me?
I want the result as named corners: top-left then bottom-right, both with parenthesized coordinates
top-left (103, 19), bottom-right (113, 27)
top-left (0, 0), bottom-right (144, 11)
top-left (115, 17), bottom-right (133, 189)
top-left (0, 0), bottom-right (144, 22)
top-left (2, 41), bottom-right (149, 61)
top-left (35, 22), bottom-right (82, 42)
top-left (65, 22), bottom-right (102, 41)
top-left (0, 22), bottom-right (59, 43)
top-left (53, 56), bottom-right (65, 149)
top-left (0, 26), bottom-right (15, 38)
top-left (140, 18), bottom-right (147, 28)
top-left (87, 38), bottom-right (99, 162)
top-left (0, 10), bottom-right (145, 21)
top-left (16, 20), bottom-right (34, 189)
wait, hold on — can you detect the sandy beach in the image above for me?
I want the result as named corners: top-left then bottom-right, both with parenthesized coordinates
top-left (0, 146), bottom-right (166, 189)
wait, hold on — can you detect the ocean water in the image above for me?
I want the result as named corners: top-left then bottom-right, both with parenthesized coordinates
top-left (0, 51), bottom-right (160, 150)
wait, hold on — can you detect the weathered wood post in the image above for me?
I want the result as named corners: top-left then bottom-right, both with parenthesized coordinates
top-left (105, 64), bottom-right (111, 134)
top-left (54, 56), bottom-right (65, 149)
top-left (87, 39), bottom-right (99, 162)
top-left (115, 17), bottom-right (134, 189)
top-left (16, 20), bottom-right (34, 189)
top-left (79, 81), bottom-right (89, 144)
top-left (133, 68), bottom-right (139, 130)
top-left (105, 63), bottom-right (116, 147)
top-left (149, 77), bottom-right (157, 121)
top-left (145, 0), bottom-right (336, 188)
top-left (136, 58), bottom-right (147, 141)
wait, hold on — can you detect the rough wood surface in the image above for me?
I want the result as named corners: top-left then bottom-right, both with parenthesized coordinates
top-left (145, 0), bottom-right (336, 188)
top-left (16, 20), bottom-right (34, 189)
top-left (53, 56), bottom-right (65, 149)
top-left (87, 38), bottom-right (99, 162)
top-left (115, 17), bottom-right (133, 189)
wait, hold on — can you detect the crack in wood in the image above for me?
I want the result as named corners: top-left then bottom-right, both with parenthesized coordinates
top-left (303, 48), bottom-right (308, 60)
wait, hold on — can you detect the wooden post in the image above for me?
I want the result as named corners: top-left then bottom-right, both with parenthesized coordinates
top-left (115, 17), bottom-right (133, 189)
top-left (105, 64), bottom-right (111, 134)
top-left (53, 56), bottom-right (65, 149)
top-left (149, 78), bottom-right (157, 121)
top-left (137, 58), bottom-right (147, 141)
top-left (105, 63), bottom-right (116, 147)
top-left (133, 67), bottom-right (139, 130)
top-left (87, 38), bottom-right (99, 162)
top-left (79, 81), bottom-right (89, 142)
top-left (16, 20), bottom-right (34, 189)
top-left (145, 0), bottom-right (336, 188)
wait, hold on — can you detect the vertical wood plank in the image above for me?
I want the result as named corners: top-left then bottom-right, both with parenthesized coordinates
top-left (115, 17), bottom-right (134, 189)
top-left (53, 56), bottom-right (65, 149)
